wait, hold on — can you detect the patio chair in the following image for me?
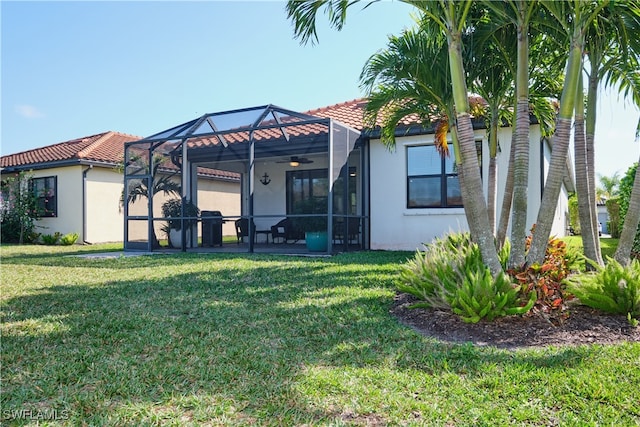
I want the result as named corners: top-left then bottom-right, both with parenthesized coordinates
top-left (235, 218), bottom-right (256, 244)
top-left (271, 218), bottom-right (295, 243)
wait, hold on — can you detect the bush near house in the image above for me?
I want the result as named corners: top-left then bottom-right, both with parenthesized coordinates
top-left (606, 197), bottom-right (621, 238)
top-left (399, 230), bottom-right (584, 323)
top-left (566, 257), bottom-right (640, 326)
top-left (0, 171), bottom-right (41, 244)
top-left (398, 233), bottom-right (534, 323)
top-left (618, 162), bottom-right (640, 254)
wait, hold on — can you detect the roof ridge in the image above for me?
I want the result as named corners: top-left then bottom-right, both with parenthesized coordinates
top-left (1, 132), bottom-right (108, 158)
top-left (304, 98), bottom-right (365, 115)
top-left (77, 131), bottom-right (114, 159)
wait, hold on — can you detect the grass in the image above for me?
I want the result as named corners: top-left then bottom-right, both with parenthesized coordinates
top-left (2, 243), bottom-right (639, 426)
top-left (562, 236), bottom-right (619, 261)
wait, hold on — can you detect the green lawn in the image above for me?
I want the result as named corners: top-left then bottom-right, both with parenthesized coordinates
top-left (2, 244), bottom-right (639, 426)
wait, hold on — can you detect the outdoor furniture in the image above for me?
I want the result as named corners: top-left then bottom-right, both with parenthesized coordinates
top-left (271, 218), bottom-right (295, 243)
top-left (333, 217), bottom-right (361, 245)
top-left (235, 218), bottom-right (256, 244)
top-left (255, 229), bottom-right (271, 244)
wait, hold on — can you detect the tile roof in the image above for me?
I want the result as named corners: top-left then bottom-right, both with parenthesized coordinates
top-left (0, 131), bottom-right (240, 181)
top-left (2, 97), bottom-right (477, 171)
top-left (305, 98), bottom-right (369, 130)
top-left (1, 131), bottom-right (137, 169)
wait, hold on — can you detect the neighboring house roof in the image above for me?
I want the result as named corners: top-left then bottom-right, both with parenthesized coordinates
top-left (1, 131), bottom-right (239, 181)
top-left (1, 131), bottom-right (133, 169)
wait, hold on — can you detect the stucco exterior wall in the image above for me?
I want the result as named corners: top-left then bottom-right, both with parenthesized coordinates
top-left (30, 166), bottom-right (84, 238)
top-left (196, 178), bottom-right (241, 236)
top-left (85, 167), bottom-right (125, 243)
top-left (369, 124), bottom-right (568, 251)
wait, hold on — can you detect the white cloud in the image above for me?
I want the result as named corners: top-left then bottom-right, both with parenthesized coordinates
top-left (15, 104), bottom-right (45, 119)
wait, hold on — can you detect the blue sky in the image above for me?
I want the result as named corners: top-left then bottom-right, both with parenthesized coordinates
top-left (2, 1), bottom-right (638, 179)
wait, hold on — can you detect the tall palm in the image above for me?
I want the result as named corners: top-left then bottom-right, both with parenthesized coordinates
top-left (466, 17), bottom-right (516, 237)
top-left (481, 0), bottom-right (538, 268)
top-left (360, 26), bottom-right (456, 160)
top-left (287, 0), bottom-right (504, 275)
top-left (615, 157), bottom-right (640, 264)
top-left (575, 2), bottom-right (640, 266)
top-left (573, 73), bottom-right (604, 266)
top-left (596, 172), bottom-right (620, 203)
top-left (494, 28), bottom-right (563, 249)
top-left (121, 154), bottom-right (181, 248)
top-left (527, 0), bottom-right (608, 265)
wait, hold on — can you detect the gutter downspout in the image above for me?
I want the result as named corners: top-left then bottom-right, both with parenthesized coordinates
top-left (82, 165), bottom-right (93, 244)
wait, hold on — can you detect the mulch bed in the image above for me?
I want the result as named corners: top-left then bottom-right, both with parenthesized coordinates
top-left (390, 292), bottom-right (640, 349)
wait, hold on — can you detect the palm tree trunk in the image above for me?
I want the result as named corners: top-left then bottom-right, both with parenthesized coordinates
top-left (509, 97), bottom-right (531, 268)
top-left (496, 125), bottom-right (517, 248)
top-left (586, 68), bottom-right (603, 264)
top-left (508, 15), bottom-right (530, 268)
top-left (528, 32), bottom-right (583, 266)
top-left (614, 157), bottom-right (640, 265)
top-left (574, 77), bottom-right (602, 267)
top-left (487, 110), bottom-right (499, 235)
top-left (447, 26), bottom-right (503, 276)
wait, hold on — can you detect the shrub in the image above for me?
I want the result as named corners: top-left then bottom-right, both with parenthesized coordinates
top-left (60, 232), bottom-right (79, 246)
top-left (568, 193), bottom-right (580, 234)
top-left (0, 172), bottom-right (40, 243)
top-left (398, 232), bottom-right (534, 323)
top-left (618, 163), bottom-right (639, 252)
top-left (566, 257), bottom-right (640, 325)
top-left (606, 197), bottom-right (621, 238)
top-left (451, 251), bottom-right (536, 323)
top-left (161, 198), bottom-right (200, 231)
top-left (41, 232), bottom-right (61, 245)
top-left (509, 227), bottom-right (581, 315)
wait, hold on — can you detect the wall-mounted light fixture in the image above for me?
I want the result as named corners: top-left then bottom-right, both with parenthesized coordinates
top-left (260, 172), bottom-right (271, 185)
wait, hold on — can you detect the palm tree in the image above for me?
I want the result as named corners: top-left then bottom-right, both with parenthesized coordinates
top-left (287, 0), bottom-right (504, 275)
top-left (527, 0), bottom-right (608, 265)
top-left (573, 2), bottom-right (640, 267)
top-left (574, 73), bottom-right (604, 266)
top-left (615, 158), bottom-right (640, 264)
top-left (121, 153), bottom-right (181, 248)
top-left (596, 172), bottom-right (620, 203)
top-left (494, 28), bottom-right (563, 250)
top-left (466, 15), bottom-right (516, 237)
top-left (359, 26), bottom-right (457, 164)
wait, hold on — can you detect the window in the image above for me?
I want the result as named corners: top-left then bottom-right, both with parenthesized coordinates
top-left (286, 168), bottom-right (357, 215)
top-left (30, 176), bottom-right (57, 217)
top-left (407, 142), bottom-right (481, 208)
top-left (286, 169), bottom-right (328, 214)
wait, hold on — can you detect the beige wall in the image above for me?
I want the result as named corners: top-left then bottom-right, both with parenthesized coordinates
top-left (29, 166), bottom-right (84, 239)
top-left (127, 174), bottom-right (241, 243)
top-left (85, 167), bottom-right (125, 243)
top-left (7, 166), bottom-right (240, 245)
top-left (196, 179), bottom-right (241, 236)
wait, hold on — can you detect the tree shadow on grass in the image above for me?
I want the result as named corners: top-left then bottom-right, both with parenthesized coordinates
top-left (1, 257), bottom-right (612, 425)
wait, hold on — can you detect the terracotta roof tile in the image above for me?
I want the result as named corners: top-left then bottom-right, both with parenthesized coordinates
top-left (305, 98), bottom-right (368, 130)
top-left (1, 131), bottom-right (139, 168)
top-left (3, 97), bottom-right (481, 170)
top-left (1, 131), bottom-right (239, 181)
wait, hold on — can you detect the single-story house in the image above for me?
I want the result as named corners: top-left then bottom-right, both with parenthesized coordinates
top-left (122, 99), bottom-right (574, 253)
top-left (1, 131), bottom-right (241, 243)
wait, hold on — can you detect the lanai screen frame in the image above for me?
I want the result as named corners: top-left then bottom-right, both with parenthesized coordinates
top-left (123, 104), bottom-right (363, 253)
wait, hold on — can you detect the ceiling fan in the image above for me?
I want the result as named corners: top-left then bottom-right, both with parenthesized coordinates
top-left (276, 156), bottom-right (314, 167)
